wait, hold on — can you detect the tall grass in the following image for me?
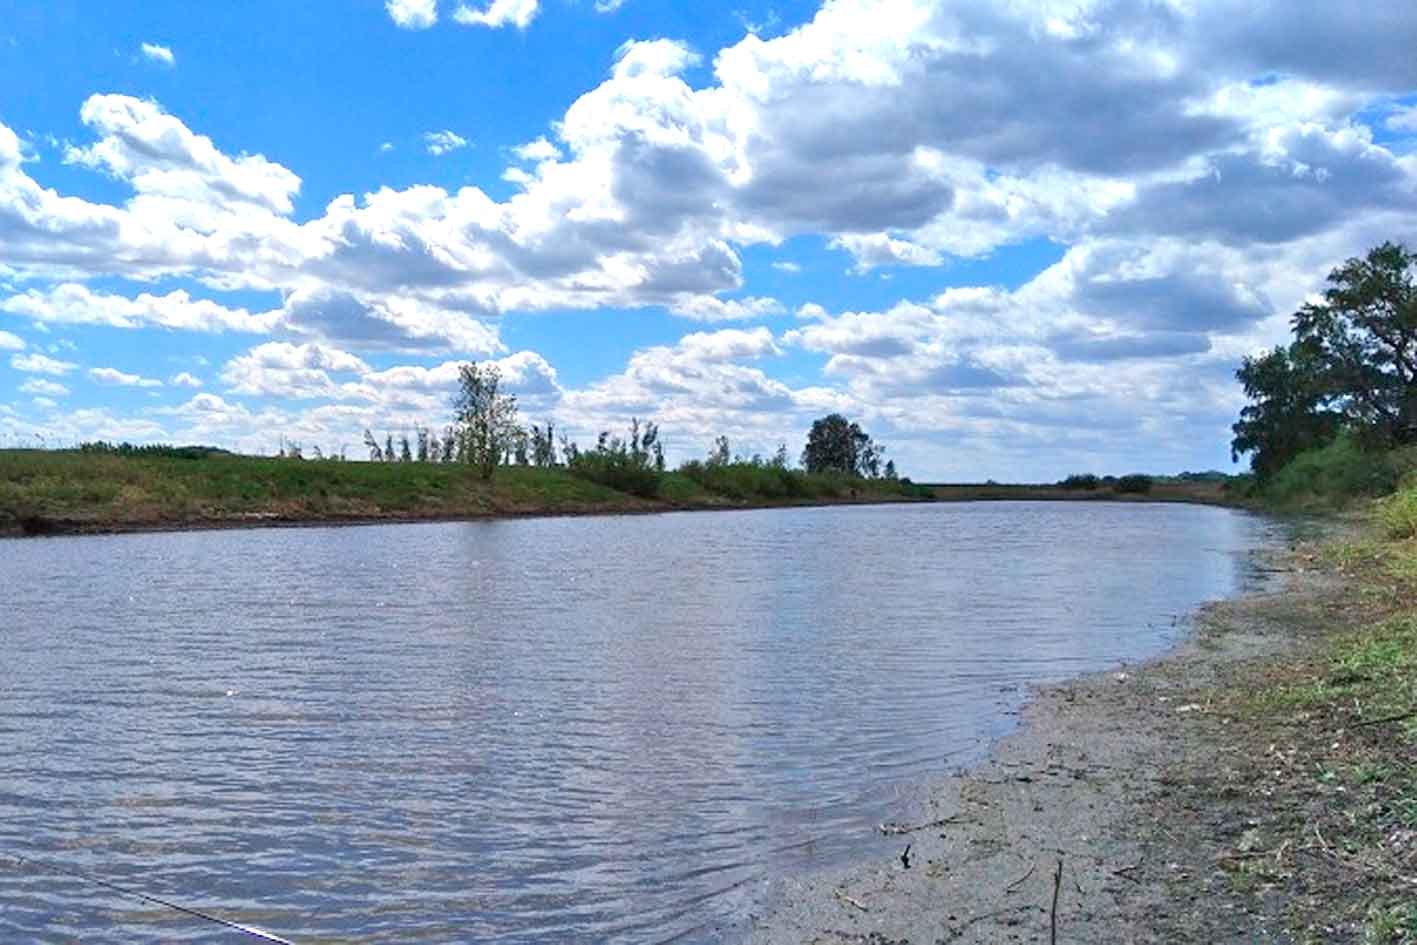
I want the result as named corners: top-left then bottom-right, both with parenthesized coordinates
top-left (1263, 433), bottom-right (1417, 506)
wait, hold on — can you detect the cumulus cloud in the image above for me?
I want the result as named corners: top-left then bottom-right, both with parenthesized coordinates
top-left (0, 329), bottom-right (25, 350)
top-left (90, 366), bottom-right (164, 388)
top-left (140, 43), bottom-right (175, 66)
top-left (6, 1), bottom-right (1417, 475)
top-left (1, 283), bottom-right (280, 333)
top-left (171, 372), bottom-right (204, 388)
top-left (453, 0), bottom-right (539, 29)
top-left (19, 378), bottom-right (68, 396)
top-left (1388, 104), bottom-right (1417, 134)
top-left (64, 94), bottom-right (301, 220)
top-left (386, 0), bottom-right (437, 29)
top-left (11, 352), bottom-right (77, 375)
top-left (422, 130), bottom-right (469, 156)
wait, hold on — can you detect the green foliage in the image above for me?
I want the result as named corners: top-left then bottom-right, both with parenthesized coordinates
top-left (1376, 483), bottom-right (1417, 540)
top-left (1266, 433), bottom-right (1414, 506)
top-left (1058, 473), bottom-right (1101, 490)
top-left (1292, 241), bottom-right (1417, 445)
top-left (1115, 474), bottom-right (1153, 494)
top-left (1233, 242), bottom-right (1417, 482)
top-left (1231, 342), bottom-right (1343, 482)
top-left (77, 441), bottom-right (227, 460)
top-left (565, 419), bottom-right (665, 498)
top-left (801, 413), bottom-right (884, 477)
top-left (452, 362), bottom-right (521, 481)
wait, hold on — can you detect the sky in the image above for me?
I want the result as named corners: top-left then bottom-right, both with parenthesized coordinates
top-left (1, 0), bottom-right (1415, 480)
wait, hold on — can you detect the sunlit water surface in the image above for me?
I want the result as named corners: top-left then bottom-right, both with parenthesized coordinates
top-left (0, 502), bottom-right (1284, 942)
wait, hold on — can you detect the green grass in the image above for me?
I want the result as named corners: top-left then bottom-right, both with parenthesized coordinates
top-left (0, 449), bottom-right (929, 535)
top-left (1261, 435), bottom-right (1417, 509)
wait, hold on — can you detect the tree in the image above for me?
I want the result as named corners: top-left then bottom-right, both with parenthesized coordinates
top-left (452, 362), bottom-right (521, 481)
top-left (529, 423), bottom-right (557, 467)
top-left (1291, 242), bottom-right (1417, 445)
top-left (1231, 342), bottom-right (1342, 482)
top-left (707, 435), bottom-right (731, 467)
top-left (801, 414), bottom-right (883, 477)
top-left (363, 429), bottom-right (383, 462)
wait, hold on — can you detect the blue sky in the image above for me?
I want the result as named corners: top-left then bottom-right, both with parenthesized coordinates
top-left (1, 0), bottom-right (1415, 479)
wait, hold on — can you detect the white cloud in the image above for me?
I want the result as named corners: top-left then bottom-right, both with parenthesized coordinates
top-left (771, 261), bottom-right (801, 274)
top-left (140, 43), bottom-right (175, 66)
top-left (90, 366), bottom-right (164, 388)
top-left (11, 353), bottom-right (77, 375)
top-left (512, 137), bottom-right (560, 162)
top-left (593, 0), bottom-right (627, 12)
top-left (1388, 104), bottom-right (1417, 134)
top-left (19, 378), bottom-right (68, 397)
top-left (171, 372), bottom-right (204, 388)
top-left (452, 0), bottom-right (539, 29)
top-left (1, 283), bottom-right (279, 333)
top-left (0, 329), bottom-right (25, 350)
top-left (386, 0), bottom-right (437, 29)
top-left (422, 130), bottom-right (469, 156)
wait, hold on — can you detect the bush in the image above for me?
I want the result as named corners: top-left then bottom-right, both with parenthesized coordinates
top-left (1115, 474), bottom-right (1153, 494)
top-left (1059, 473), bottom-right (1101, 490)
top-left (567, 450), bottom-right (661, 498)
top-left (1266, 433), bottom-right (1414, 505)
top-left (1376, 485), bottom-right (1417, 540)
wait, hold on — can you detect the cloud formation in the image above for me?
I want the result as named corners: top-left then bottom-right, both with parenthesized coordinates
top-left (386, 0), bottom-right (438, 29)
top-left (140, 43), bottom-right (175, 66)
top-left (4, 0), bottom-right (1417, 476)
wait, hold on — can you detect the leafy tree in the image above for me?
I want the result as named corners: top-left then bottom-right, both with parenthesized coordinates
top-left (452, 362), bottom-right (521, 481)
top-left (707, 435), bottom-right (731, 467)
top-left (399, 434), bottom-right (413, 464)
top-left (416, 427), bottom-right (430, 463)
top-left (363, 429), bottom-right (383, 462)
top-left (384, 433), bottom-right (395, 464)
top-left (529, 423), bottom-right (557, 467)
top-left (1231, 342), bottom-right (1342, 482)
top-left (801, 414), bottom-right (883, 477)
top-left (1291, 241), bottom-right (1417, 444)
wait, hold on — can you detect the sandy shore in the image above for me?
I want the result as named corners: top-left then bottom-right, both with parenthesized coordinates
top-left (738, 543), bottom-right (1339, 944)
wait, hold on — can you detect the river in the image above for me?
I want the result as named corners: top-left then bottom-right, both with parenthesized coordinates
top-left (0, 501), bottom-right (1282, 942)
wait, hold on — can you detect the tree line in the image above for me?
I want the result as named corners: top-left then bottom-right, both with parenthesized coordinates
top-left (1231, 241), bottom-right (1416, 487)
top-left (355, 362), bottom-right (912, 498)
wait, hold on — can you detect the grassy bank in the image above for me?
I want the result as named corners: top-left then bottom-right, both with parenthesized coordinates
top-left (0, 449), bottom-right (928, 537)
top-left (1155, 480), bottom-right (1417, 940)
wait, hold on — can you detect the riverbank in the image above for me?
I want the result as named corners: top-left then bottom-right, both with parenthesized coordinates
top-left (741, 498), bottom-right (1417, 943)
top-left (0, 449), bottom-right (927, 538)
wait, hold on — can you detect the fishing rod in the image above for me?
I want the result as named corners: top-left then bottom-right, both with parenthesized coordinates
top-left (6, 852), bottom-right (297, 944)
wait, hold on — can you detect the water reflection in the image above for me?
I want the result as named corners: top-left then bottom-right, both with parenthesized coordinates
top-left (0, 502), bottom-right (1282, 942)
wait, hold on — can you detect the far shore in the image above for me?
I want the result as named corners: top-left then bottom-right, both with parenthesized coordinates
top-left (0, 448), bottom-right (1245, 539)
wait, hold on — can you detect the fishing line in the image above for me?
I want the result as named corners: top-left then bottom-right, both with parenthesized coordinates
top-left (5, 853), bottom-right (297, 944)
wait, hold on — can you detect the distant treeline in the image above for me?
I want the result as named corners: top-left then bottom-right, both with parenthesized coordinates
top-left (344, 364), bottom-right (926, 502)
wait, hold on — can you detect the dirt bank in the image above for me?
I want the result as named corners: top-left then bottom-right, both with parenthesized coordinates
top-left (739, 531), bottom-right (1402, 944)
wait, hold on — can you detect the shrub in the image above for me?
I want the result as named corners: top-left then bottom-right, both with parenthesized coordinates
top-left (1376, 485), bottom-right (1417, 540)
top-left (1059, 473), bottom-right (1101, 490)
top-left (1115, 474), bottom-right (1153, 494)
top-left (567, 450), bottom-right (661, 498)
top-left (1265, 433), bottom-right (1413, 505)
